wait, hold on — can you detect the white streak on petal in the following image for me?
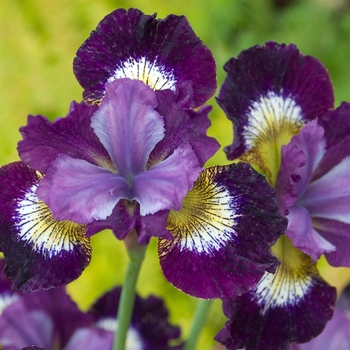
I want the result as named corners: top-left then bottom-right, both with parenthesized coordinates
top-left (165, 168), bottom-right (241, 255)
top-left (254, 271), bottom-right (313, 314)
top-left (108, 56), bottom-right (176, 91)
top-left (244, 92), bottom-right (303, 150)
top-left (14, 184), bottom-right (88, 258)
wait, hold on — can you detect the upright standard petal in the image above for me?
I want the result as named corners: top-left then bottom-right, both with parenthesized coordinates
top-left (0, 162), bottom-right (92, 292)
top-left (91, 79), bottom-right (165, 179)
top-left (217, 42), bottom-right (334, 184)
top-left (73, 8), bottom-right (216, 107)
top-left (158, 162), bottom-right (286, 299)
top-left (216, 236), bottom-right (336, 350)
top-left (149, 89), bottom-right (220, 167)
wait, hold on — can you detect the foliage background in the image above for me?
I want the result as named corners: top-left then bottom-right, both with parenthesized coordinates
top-left (1, 0), bottom-right (350, 348)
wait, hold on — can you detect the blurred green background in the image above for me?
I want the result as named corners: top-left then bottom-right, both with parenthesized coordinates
top-left (2, 0), bottom-right (350, 349)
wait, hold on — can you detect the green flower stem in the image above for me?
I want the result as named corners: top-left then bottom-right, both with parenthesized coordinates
top-left (113, 235), bottom-right (147, 350)
top-left (184, 299), bottom-right (212, 350)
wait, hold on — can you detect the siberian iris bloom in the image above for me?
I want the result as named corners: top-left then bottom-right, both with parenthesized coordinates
top-left (0, 259), bottom-right (182, 350)
top-left (0, 9), bottom-right (286, 300)
top-left (0, 77), bottom-right (285, 299)
top-left (72, 8), bottom-right (216, 108)
top-left (215, 42), bottom-right (348, 349)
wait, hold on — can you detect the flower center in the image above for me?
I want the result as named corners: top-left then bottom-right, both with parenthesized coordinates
top-left (108, 56), bottom-right (176, 91)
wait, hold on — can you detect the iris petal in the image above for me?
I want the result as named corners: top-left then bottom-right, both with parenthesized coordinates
top-left (286, 205), bottom-right (335, 261)
top-left (301, 156), bottom-right (350, 223)
top-left (37, 154), bottom-right (130, 224)
top-left (0, 162), bottom-right (91, 292)
top-left (217, 42), bottom-right (334, 184)
top-left (313, 218), bottom-right (350, 267)
top-left (158, 163), bottom-right (286, 299)
top-left (73, 8), bottom-right (216, 107)
top-left (216, 236), bottom-right (336, 349)
top-left (18, 101), bottom-right (110, 174)
top-left (133, 143), bottom-right (201, 215)
top-left (91, 79), bottom-right (165, 178)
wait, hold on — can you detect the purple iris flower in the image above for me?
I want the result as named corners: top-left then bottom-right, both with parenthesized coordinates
top-left (0, 10), bottom-right (286, 300)
top-left (72, 8), bottom-right (217, 108)
top-left (215, 42), bottom-right (349, 349)
top-left (217, 41), bottom-right (334, 185)
top-left (0, 258), bottom-right (182, 350)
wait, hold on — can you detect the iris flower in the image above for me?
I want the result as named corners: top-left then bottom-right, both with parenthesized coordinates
top-left (215, 42), bottom-right (349, 349)
top-left (0, 9), bottom-right (286, 301)
top-left (0, 260), bottom-right (182, 350)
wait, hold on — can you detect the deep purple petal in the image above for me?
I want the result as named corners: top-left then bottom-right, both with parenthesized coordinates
top-left (73, 8), bottom-right (216, 107)
top-left (88, 286), bottom-right (181, 349)
top-left (91, 79), bottom-right (164, 178)
top-left (300, 156), bottom-right (350, 224)
top-left (313, 217), bottom-right (350, 267)
top-left (286, 206), bottom-right (335, 261)
top-left (158, 163), bottom-right (286, 299)
top-left (217, 42), bottom-right (334, 167)
top-left (290, 283), bottom-right (350, 350)
top-left (149, 89), bottom-right (220, 167)
top-left (18, 101), bottom-right (111, 174)
top-left (37, 154), bottom-right (130, 224)
top-left (314, 102), bottom-right (350, 180)
top-left (216, 240), bottom-right (336, 349)
top-left (133, 143), bottom-right (201, 215)
top-left (0, 162), bottom-right (92, 292)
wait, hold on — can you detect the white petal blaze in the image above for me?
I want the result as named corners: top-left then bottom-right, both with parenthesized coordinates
top-left (242, 91), bottom-right (304, 184)
top-left (161, 167), bottom-right (240, 255)
top-left (108, 56), bottom-right (177, 91)
top-left (16, 185), bottom-right (90, 258)
top-left (257, 235), bottom-right (323, 312)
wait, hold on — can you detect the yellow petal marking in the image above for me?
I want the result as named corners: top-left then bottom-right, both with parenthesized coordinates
top-left (254, 235), bottom-right (321, 313)
top-left (160, 166), bottom-right (241, 255)
top-left (241, 92), bottom-right (304, 185)
top-left (15, 185), bottom-right (91, 259)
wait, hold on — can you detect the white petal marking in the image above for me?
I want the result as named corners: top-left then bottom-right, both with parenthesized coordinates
top-left (108, 56), bottom-right (176, 91)
top-left (244, 91), bottom-right (303, 150)
top-left (14, 184), bottom-right (87, 258)
top-left (165, 168), bottom-right (241, 255)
